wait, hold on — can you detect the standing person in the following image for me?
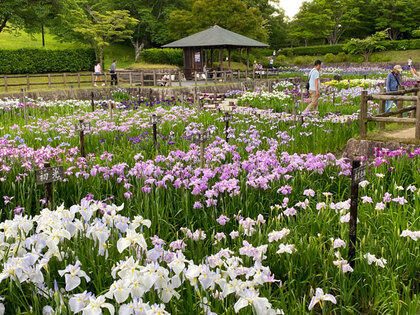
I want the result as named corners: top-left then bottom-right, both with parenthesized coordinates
top-left (305, 60), bottom-right (322, 112)
top-left (94, 61), bottom-right (101, 87)
top-left (410, 66), bottom-right (420, 81)
top-left (385, 65), bottom-right (402, 112)
top-left (110, 59), bottom-right (118, 86)
top-left (408, 57), bottom-right (412, 69)
top-left (269, 57), bottom-right (274, 69)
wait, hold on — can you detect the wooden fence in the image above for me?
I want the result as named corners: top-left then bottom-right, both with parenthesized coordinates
top-left (0, 68), bottom-right (299, 93)
top-left (360, 85), bottom-right (420, 139)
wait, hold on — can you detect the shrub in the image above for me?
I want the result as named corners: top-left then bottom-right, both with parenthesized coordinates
top-left (0, 48), bottom-right (95, 74)
top-left (336, 52), bottom-right (348, 62)
top-left (324, 53), bottom-right (337, 63)
top-left (369, 54), bottom-right (391, 62)
top-left (141, 48), bottom-right (183, 66)
top-left (293, 56), bottom-right (306, 65)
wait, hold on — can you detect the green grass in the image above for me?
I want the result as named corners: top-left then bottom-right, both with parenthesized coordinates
top-left (374, 49), bottom-right (420, 63)
top-left (0, 29), bottom-right (88, 50)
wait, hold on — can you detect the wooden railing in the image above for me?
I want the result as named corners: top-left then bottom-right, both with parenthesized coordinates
top-left (360, 85), bottom-right (420, 139)
top-left (0, 68), bottom-right (294, 93)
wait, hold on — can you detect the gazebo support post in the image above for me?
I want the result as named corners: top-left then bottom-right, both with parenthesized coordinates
top-left (228, 48), bottom-right (231, 70)
top-left (220, 48), bottom-right (224, 71)
top-left (246, 48), bottom-right (250, 78)
top-left (211, 48), bottom-right (214, 69)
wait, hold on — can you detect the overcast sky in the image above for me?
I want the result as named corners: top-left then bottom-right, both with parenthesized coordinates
top-left (278, 0), bottom-right (306, 19)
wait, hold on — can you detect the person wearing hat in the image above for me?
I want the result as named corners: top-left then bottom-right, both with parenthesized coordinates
top-left (385, 65), bottom-right (402, 112)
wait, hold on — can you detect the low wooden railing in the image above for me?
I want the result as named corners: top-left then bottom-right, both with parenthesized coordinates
top-left (360, 85), bottom-right (420, 139)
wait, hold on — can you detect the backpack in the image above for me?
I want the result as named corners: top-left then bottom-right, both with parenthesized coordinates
top-left (306, 68), bottom-right (314, 90)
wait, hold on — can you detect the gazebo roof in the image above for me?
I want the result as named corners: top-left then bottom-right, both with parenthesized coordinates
top-left (162, 25), bottom-right (268, 48)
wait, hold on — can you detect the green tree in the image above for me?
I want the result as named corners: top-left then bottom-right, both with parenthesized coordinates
top-left (167, 0), bottom-right (267, 42)
top-left (289, 1), bottom-right (331, 46)
top-left (0, 0), bottom-right (61, 34)
top-left (115, 0), bottom-right (186, 62)
top-left (64, 9), bottom-right (138, 66)
top-left (372, 0), bottom-right (419, 40)
top-left (343, 30), bottom-right (388, 61)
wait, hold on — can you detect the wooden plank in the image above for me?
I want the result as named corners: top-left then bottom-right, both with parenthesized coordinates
top-left (4, 75), bottom-right (7, 92)
top-left (360, 90), bottom-right (367, 138)
top-left (375, 105), bottom-right (416, 117)
top-left (397, 86), bottom-right (403, 118)
top-left (369, 95), bottom-right (417, 101)
top-left (368, 117), bottom-right (416, 123)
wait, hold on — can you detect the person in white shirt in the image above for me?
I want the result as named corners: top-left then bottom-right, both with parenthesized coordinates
top-left (305, 60), bottom-right (322, 112)
top-left (408, 57), bottom-right (412, 69)
top-left (94, 62), bottom-right (101, 87)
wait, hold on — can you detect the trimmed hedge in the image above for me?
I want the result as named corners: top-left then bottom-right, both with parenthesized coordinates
top-left (141, 48), bottom-right (183, 66)
top-left (0, 48), bottom-right (96, 74)
top-left (281, 39), bottom-right (420, 56)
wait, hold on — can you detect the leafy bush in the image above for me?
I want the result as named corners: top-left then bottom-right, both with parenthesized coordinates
top-left (141, 48), bottom-right (183, 66)
top-left (369, 54), bottom-right (391, 62)
top-left (324, 53), bottom-right (337, 63)
top-left (293, 55), bottom-right (315, 65)
top-left (336, 52), bottom-right (348, 62)
top-left (0, 48), bottom-right (95, 74)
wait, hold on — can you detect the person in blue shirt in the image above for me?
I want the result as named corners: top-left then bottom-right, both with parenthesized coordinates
top-left (385, 65), bottom-right (402, 112)
top-left (305, 60), bottom-right (322, 112)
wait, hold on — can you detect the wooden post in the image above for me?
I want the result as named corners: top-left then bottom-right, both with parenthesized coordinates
top-left (220, 48), bottom-right (224, 71)
top-left (360, 90), bottom-right (368, 139)
top-left (21, 88), bottom-right (28, 125)
top-left (178, 71), bottom-right (182, 86)
top-left (379, 86), bottom-right (386, 130)
top-left (228, 48), bottom-right (231, 70)
top-left (91, 73), bottom-right (94, 86)
top-left (246, 48), bottom-right (250, 78)
top-left (104, 73), bottom-right (107, 85)
top-left (238, 70), bottom-right (241, 81)
top-left (348, 160), bottom-right (361, 268)
top-left (26, 74), bottom-right (30, 90)
top-left (77, 73), bottom-right (81, 88)
top-left (3, 75), bottom-right (7, 92)
top-left (91, 92), bottom-right (95, 111)
top-left (168, 72), bottom-right (172, 87)
top-left (44, 162), bottom-right (53, 210)
top-left (412, 84), bottom-right (418, 118)
top-left (397, 85), bottom-right (403, 118)
top-left (153, 70), bottom-right (157, 86)
top-left (416, 91), bottom-right (420, 140)
top-left (79, 119), bottom-right (85, 158)
top-left (63, 73), bottom-right (66, 88)
top-left (194, 71), bottom-right (197, 87)
top-left (210, 48), bottom-right (214, 69)
top-left (129, 72), bottom-right (133, 86)
top-left (140, 71), bottom-right (144, 86)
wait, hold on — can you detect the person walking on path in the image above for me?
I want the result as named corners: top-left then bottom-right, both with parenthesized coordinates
top-left (385, 65), bottom-right (402, 112)
top-left (110, 59), bottom-right (118, 86)
top-left (305, 60), bottom-right (322, 112)
top-left (94, 61), bottom-right (102, 87)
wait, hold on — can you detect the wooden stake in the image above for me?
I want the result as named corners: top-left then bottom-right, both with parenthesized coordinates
top-left (348, 160), bottom-right (361, 268)
top-left (360, 90), bottom-right (367, 139)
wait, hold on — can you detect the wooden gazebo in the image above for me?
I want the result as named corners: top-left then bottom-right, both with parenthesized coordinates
top-left (162, 25), bottom-right (269, 80)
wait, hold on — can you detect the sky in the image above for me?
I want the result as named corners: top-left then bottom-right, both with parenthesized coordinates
top-left (277, 0), bottom-right (306, 19)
